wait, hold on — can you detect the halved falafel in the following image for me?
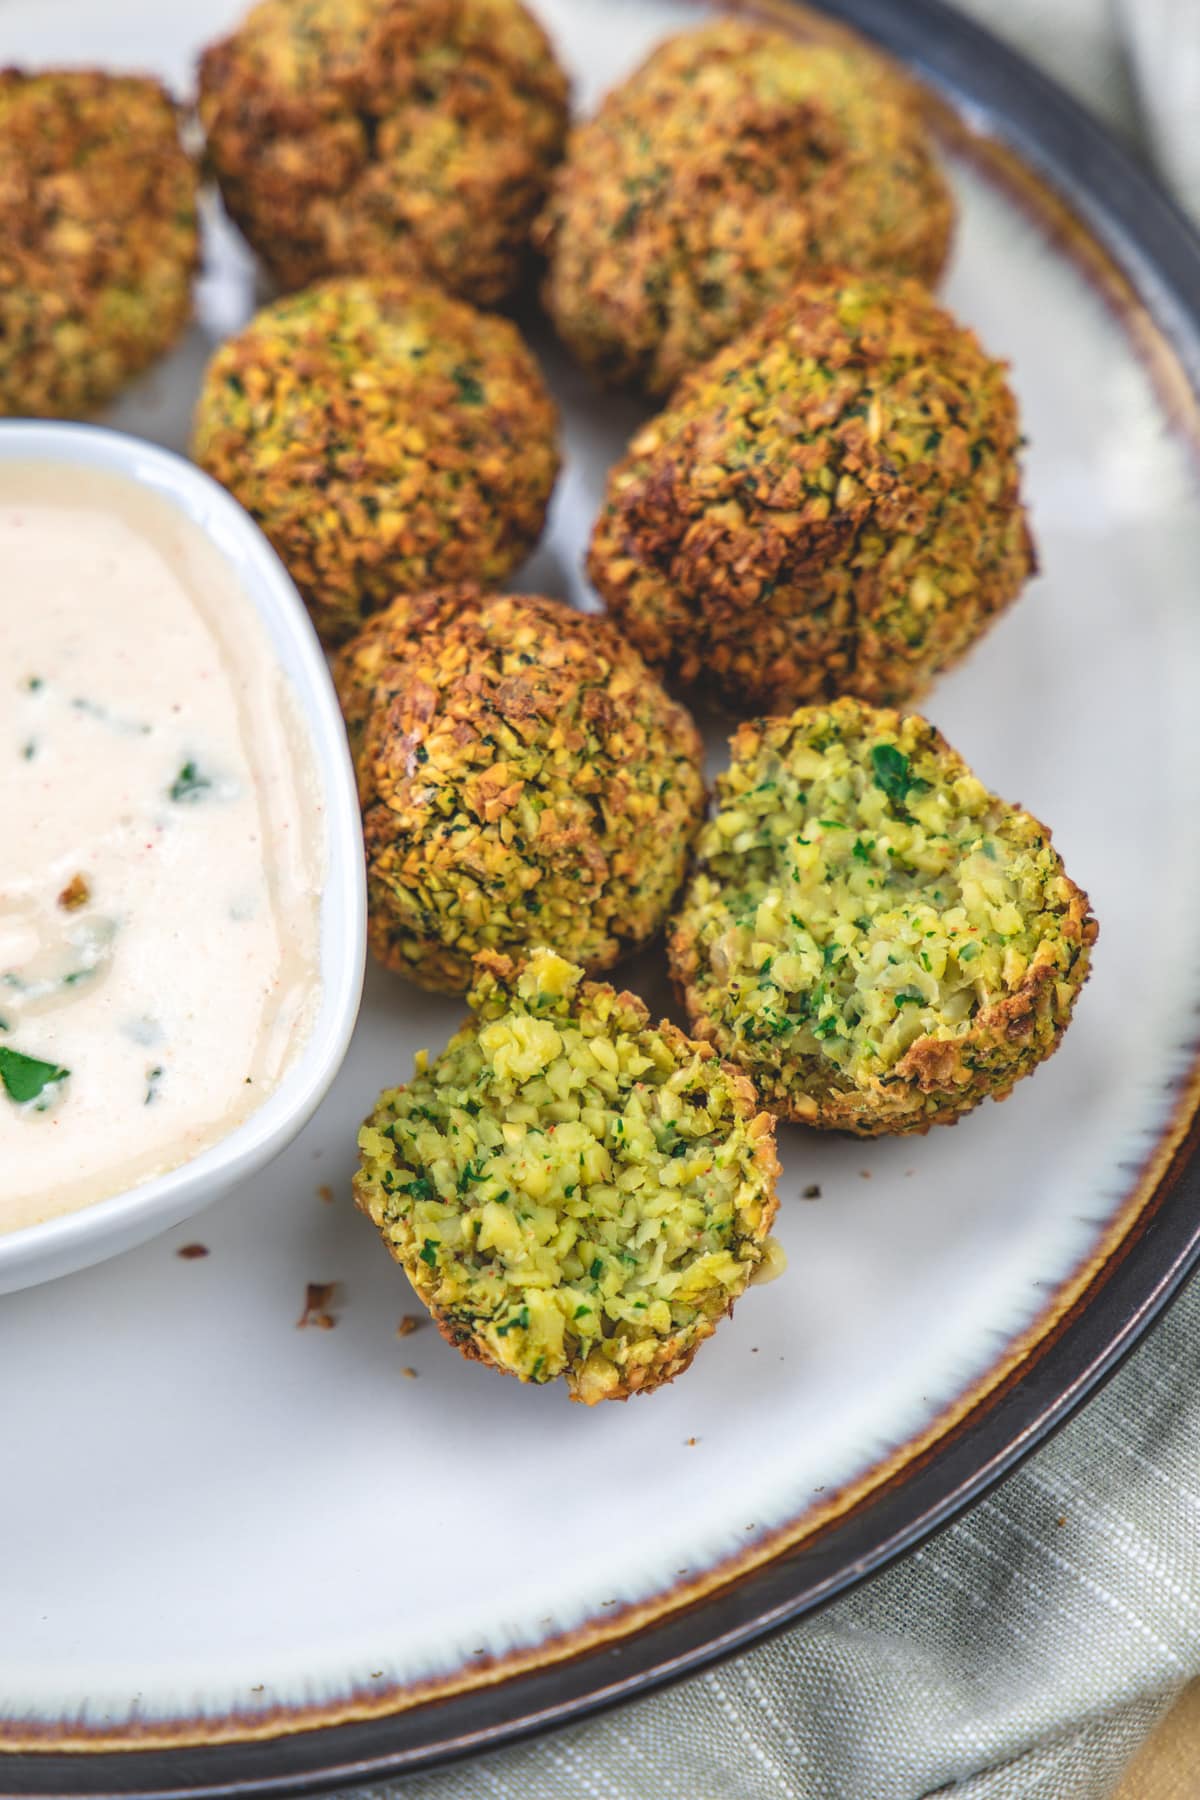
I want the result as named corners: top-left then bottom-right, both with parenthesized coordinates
top-left (534, 20), bottom-right (953, 396)
top-left (355, 948), bottom-right (782, 1402)
top-left (670, 699), bottom-right (1096, 1136)
top-left (335, 587), bottom-right (706, 990)
top-left (0, 70), bottom-right (198, 419)
top-left (588, 272), bottom-right (1034, 716)
top-left (198, 0), bottom-right (569, 307)
top-left (192, 277), bottom-right (559, 644)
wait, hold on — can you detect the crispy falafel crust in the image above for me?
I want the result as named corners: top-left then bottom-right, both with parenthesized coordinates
top-left (198, 0), bottom-right (568, 307)
top-left (534, 19), bottom-right (953, 396)
top-left (670, 699), bottom-right (1097, 1136)
top-left (354, 948), bottom-right (781, 1402)
top-left (335, 588), bottom-right (707, 991)
top-left (0, 70), bottom-right (197, 419)
top-left (192, 277), bottom-right (559, 645)
top-left (588, 272), bottom-right (1035, 717)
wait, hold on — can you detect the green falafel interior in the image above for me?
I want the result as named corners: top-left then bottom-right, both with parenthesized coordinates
top-left (671, 700), bottom-right (1097, 1135)
top-left (355, 949), bottom-right (782, 1404)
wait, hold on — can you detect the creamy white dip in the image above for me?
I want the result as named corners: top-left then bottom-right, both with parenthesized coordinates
top-left (0, 461), bottom-right (324, 1233)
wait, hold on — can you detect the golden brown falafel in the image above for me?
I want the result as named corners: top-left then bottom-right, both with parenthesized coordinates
top-left (670, 698), bottom-right (1096, 1136)
top-left (192, 277), bottom-right (559, 645)
top-left (0, 70), bottom-right (198, 420)
top-left (335, 587), bottom-right (706, 991)
top-left (587, 271), bottom-right (1034, 717)
top-left (534, 19), bottom-right (953, 396)
top-left (198, 0), bottom-right (569, 307)
top-left (354, 947), bottom-right (782, 1403)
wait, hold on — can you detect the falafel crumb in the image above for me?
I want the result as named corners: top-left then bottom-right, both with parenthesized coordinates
top-left (297, 1281), bottom-right (339, 1330)
top-left (57, 873), bottom-right (91, 911)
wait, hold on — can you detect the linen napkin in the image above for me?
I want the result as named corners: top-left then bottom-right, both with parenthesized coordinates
top-left (1114, 0), bottom-right (1200, 227)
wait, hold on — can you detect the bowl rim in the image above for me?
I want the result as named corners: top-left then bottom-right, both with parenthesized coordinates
top-left (0, 420), bottom-right (366, 1288)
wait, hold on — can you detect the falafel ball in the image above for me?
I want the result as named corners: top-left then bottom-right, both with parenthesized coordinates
top-left (198, 0), bottom-right (569, 308)
top-left (355, 948), bottom-right (782, 1402)
top-left (192, 277), bottom-right (560, 644)
top-left (670, 699), bottom-right (1096, 1137)
top-left (587, 272), bottom-right (1035, 716)
top-left (534, 20), bottom-right (953, 396)
top-left (335, 587), bottom-right (706, 991)
top-left (0, 70), bottom-right (198, 419)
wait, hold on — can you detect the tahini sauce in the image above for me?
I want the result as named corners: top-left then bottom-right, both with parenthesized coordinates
top-left (0, 461), bottom-right (324, 1232)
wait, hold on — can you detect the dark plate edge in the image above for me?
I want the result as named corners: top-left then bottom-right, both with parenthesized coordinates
top-left (5, 0), bottom-right (1200, 1790)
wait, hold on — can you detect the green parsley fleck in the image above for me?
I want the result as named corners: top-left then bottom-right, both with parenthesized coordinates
top-left (0, 1045), bottom-right (69, 1106)
top-left (870, 743), bottom-right (931, 811)
top-left (495, 1305), bottom-right (530, 1337)
top-left (451, 366), bottom-right (485, 405)
top-left (169, 761), bottom-right (213, 804)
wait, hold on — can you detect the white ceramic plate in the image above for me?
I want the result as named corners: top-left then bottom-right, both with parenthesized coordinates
top-left (3, 0), bottom-right (1200, 1788)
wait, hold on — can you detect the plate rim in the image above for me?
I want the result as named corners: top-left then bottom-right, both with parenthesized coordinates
top-left (6, 0), bottom-right (1200, 1789)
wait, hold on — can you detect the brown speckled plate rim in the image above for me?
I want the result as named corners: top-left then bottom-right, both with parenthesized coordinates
top-left (6, 0), bottom-right (1200, 1789)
